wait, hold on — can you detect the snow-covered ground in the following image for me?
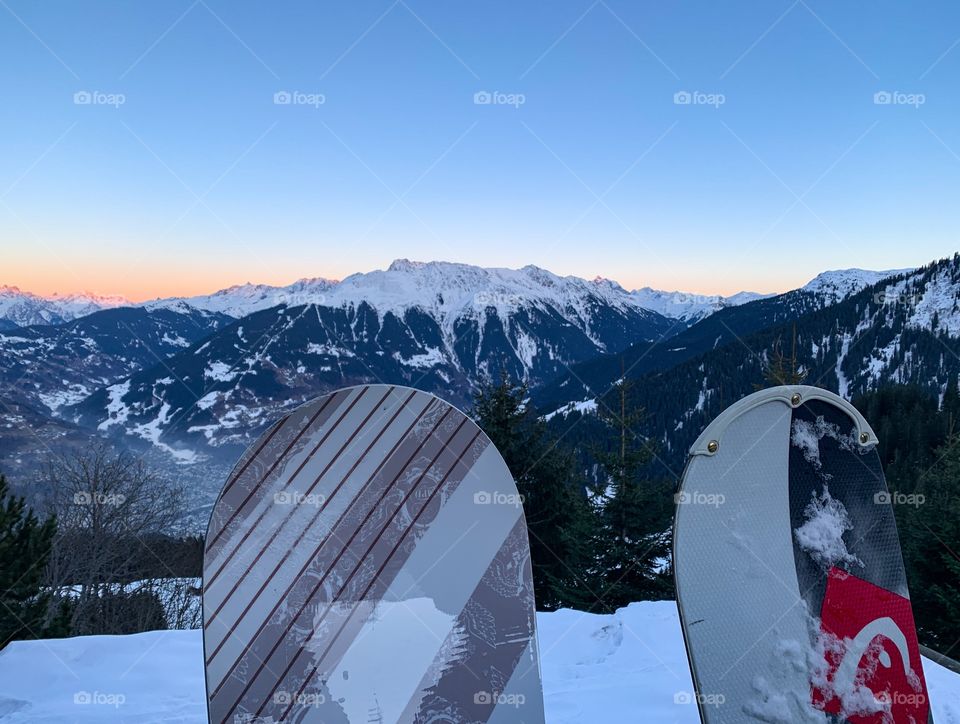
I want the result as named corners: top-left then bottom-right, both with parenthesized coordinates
top-left (0, 601), bottom-right (958, 723)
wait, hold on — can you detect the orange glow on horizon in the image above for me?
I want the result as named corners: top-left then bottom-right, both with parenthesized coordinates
top-left (6, 261), bottom-right (795, 302)
top-left (3, 256), bottom-right (349, 303)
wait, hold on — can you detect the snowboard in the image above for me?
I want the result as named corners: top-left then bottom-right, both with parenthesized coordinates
top-left (674, 385), bottom-right (932, 723)
top-left (202, 384), bottom-right (545, 724)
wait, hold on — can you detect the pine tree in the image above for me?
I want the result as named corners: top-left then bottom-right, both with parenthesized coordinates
top-left (0, 475), bottom-right (69, 648)
top-left (904, 435), bottom-right (960, 649)
top-left (758, 327), bottom-right (807, 388)
top-left (473, 375), bottom-right (596, 611)
top-left (591, 372), bottom-right (672, 611)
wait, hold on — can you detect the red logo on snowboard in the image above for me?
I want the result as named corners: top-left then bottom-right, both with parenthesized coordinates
top-left (811, 567), bottom-right (930, 723)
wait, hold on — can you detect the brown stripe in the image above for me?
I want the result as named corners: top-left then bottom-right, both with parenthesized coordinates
top-left (205, 388), bottom-right (365, 586)
top-left (208, 401), bottom-right (443, 703)
top-left (208, 399), bottom-right (336, 549)
top-left (204, 387), bottom-right (411, 662)
top-left (204, 385), bottom-right (397, 628)
top-left (217, 408), bottom-right (458, 721)
top-left (206, 390), bottom-right (347, 552)
top-left (206, 417), bottom-right (285, 552)
top-left (312, 425), bottom-right (489, 683)
top-left (297, 424), bottom-right (488, 684)
top-left (266, 424), bottom-right (481, 721)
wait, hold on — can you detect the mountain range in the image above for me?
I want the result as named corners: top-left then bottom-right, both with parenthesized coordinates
top-left (541, 258), bottom-right (960, 477)
top-left (2, 258), bottom-right (943, 498)
top-left (0, 286), bottom-right (130, 328)
top-left (0, 263), bottom-right (792, 329)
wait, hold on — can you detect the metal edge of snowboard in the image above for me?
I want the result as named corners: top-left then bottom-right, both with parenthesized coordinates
top-left (687, 385), bottom-right (876, 457)
top-left (201, 411), bottom-right (285, 724)
top-left (673, 385), bottom-right (874, 724)
top-left (200, 383), bottom-right (546, 724)
top-left (672, 452), bottom-right (710, 724)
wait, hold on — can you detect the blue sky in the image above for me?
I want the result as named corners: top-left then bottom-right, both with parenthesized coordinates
top-left (2, 0), bottom-right (959, 299)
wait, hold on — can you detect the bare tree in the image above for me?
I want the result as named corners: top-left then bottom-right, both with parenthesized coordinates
top-left (40, 444), bottom-right (186, 635)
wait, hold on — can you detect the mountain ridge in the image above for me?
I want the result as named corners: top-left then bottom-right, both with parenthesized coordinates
top-left (2, 262), bottom-right (912, 327)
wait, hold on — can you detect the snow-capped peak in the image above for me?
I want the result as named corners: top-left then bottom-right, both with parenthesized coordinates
top-left (149, 277), bottom-right (338, 318)
top-left (629, 287), bottom-right (772, 323)
top-left (0, 286), bottom-right (131, 327)
top-left (386, 258), bottom-right (426, 273)
top-left (323, 259), bottom-right (644, 323)
top-left (801, 267), bottom-right (913, 305)
top-left (0, 262), bottom-right (922, 329)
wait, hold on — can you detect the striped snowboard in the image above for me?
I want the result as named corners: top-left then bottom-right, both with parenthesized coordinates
top-left (202, 384), bottom-right (545, 724)
top-left (674, 385), bottom-right (932, 723)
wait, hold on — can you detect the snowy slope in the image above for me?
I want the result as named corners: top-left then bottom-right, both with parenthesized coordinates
top-left (0, 286), bottom-right (130, 327)
top-left (625, 266), bottom-right (911, 325)
top-left (801, 268), bottom-right (913, 306)
top-left (149, 278), bottom-right (338, 318)
top-left (68, 262), bottom-right (677, 461)
top-left (155, 260), bottom-right (662, 325)
top-left (0, 601), bottom-right (956, 723)
top-left (0, 306), bottom-right (230, 416)
top-left (555, 256), bottom-right (960, 473)
top-left (630, 287), bottom-right (772, 323)
top-left (323, 260), bottom-right (644, 320)
top-left (2, 263), bottom-right (913, 328)
top-left (536, 264), bottom-right (923, 416)
top-left (630, 267), bottom-right (913, 324)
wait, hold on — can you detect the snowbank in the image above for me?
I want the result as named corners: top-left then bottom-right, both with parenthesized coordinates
top-left (0, 601), bottom-right (957, 723)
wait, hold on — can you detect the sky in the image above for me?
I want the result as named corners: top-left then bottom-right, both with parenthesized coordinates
top-left (2, 0), bottom-right (960, 301)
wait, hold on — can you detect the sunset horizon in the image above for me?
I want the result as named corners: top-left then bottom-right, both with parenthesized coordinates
top-left (2, 251), bottom-right (939, 303)
top-left (5, 1), bottom-right (959, 303)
